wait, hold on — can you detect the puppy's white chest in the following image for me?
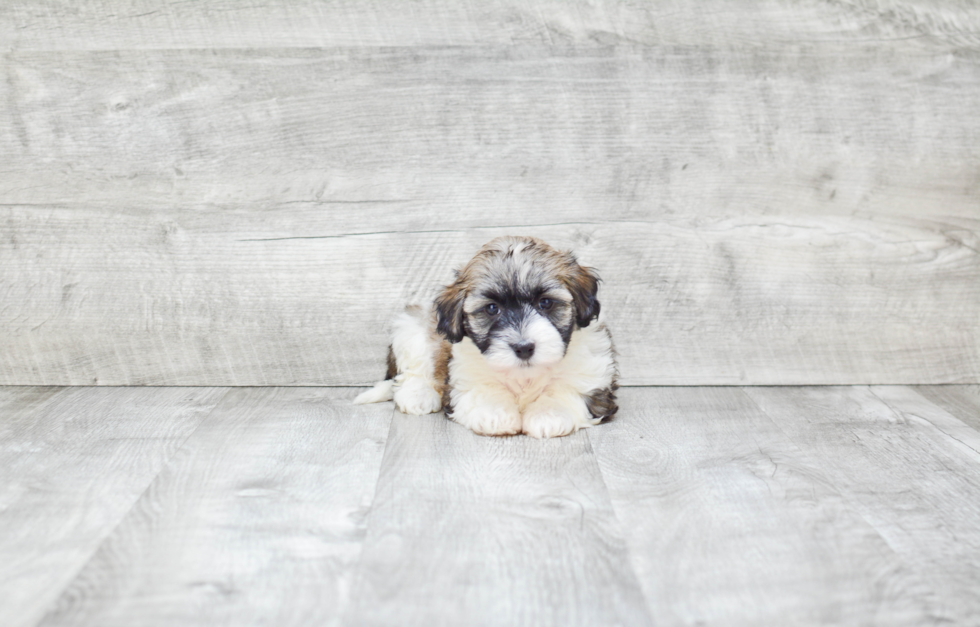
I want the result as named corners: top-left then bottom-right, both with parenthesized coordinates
top-left (499, 369), bottom-right (554, 409)
top-left (450, 339), bottom-right (551, 403)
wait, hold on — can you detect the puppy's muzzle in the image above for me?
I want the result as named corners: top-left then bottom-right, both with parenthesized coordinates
top-left (511, 341), bottom-right (535, 361)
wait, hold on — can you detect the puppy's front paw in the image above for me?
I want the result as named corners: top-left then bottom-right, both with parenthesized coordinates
top-left (523, 396), bottom-right (594, 439)
top-left (454, 405), bottom-right (522, 436)
top-left (393, 378), bottom-right (442, 415)
top-left (522, 408), bottom-right (577, 439)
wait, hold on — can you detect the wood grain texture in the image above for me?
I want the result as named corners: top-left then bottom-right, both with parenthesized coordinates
top-left (0, 385), bottom-right (64, 417)
top-left (2, 46), bottom-right (978, 386)
top-left (2, 1), bottom-right (978, 50)
top-left (4, 46), bottom-right (979, 215)
top-left (872, 384), bottom-right (980, 455)
top-left (913, 384), bottom-right (980, 431)
top-left (5, 385), bottom-right (980, 625)
top-left (0, 386), bottom-right (228, 627)
top-left (589, 386), bottom-right (940, 626)
top-left (2, 212), bottom-right (976, 386)
top-left (36, 388), bottom-right (392, 627)
top-left (342, 410), bottom-right (650, 627)
top-left (744, 385), bottom-right (980, 625)
top-left (1, 5), bottom-right (979, 386)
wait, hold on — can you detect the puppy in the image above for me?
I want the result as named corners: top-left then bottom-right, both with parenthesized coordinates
top-left (354, 236), bottom-right (617, 438)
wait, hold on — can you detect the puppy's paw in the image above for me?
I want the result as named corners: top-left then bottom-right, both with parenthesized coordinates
top-left (454, 405), bottom-right (523, 436)
top-left (522, 396), bottom-right (594, 439)
top-left (522, 408), bottom-right (577, 439)
top-left (393, 378), bottom-right (442, 415)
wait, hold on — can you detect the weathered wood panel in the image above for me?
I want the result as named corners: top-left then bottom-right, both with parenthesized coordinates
top-left (3, 46), bottom-right (979, 216)
top-left (0, 386), bottom-right (228, 627)
top-left (744, 385), bottom-right (980, 624)
top-left (2, 212), bottom-right (976, 385)
top-left (37, 388), bottom-right (392, 627)
top-left (3, 1), bottom-right (978, 51)
top-left (589, 386), bottom-right (941, 626)
top-left (1, 8), bottom-right (978, 386)
top-left (342, 410), bottom-right (650, 627)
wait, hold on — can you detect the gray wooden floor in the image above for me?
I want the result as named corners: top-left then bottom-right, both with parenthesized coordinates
top-left (2, 385), bottom-right (978, 627)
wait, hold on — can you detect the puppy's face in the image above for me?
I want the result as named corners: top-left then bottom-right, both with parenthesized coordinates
top-left (436, 237), bottom-right (600, 371)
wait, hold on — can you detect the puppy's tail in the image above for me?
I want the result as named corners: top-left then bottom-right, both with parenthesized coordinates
top-left (353, 379), bottom-right (395, 405)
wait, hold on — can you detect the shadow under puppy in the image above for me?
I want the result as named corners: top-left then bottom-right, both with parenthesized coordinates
top-left (355, 236), bottom-right (618, 438)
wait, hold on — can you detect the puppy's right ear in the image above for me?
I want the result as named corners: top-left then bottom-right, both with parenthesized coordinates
top-left (563, 256), bottom-right (601, 328)
top-left (435, 281), bottom-right (466, 343)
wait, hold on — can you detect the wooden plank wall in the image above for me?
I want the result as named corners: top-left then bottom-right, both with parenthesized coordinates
top-left (1, 1), bottom-right (978, 386)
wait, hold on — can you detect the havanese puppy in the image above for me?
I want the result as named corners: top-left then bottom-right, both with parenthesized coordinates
top-left (354, 235), bottom-right (617, 438)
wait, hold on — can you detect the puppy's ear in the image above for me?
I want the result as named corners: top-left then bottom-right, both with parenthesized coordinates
top-left (435, 280), bottom-right (466, 343)
top-left (563, 256), bottom-right (601, 328)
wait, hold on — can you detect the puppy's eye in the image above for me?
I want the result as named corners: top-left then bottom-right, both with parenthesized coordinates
top-left (485, 303), bottom-right (500, 316)
top-left (538, 298), bottom-right (553, 311)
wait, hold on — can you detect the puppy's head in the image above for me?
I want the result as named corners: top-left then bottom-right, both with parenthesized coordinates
top-left (435, 236), bottom-right (600, 370)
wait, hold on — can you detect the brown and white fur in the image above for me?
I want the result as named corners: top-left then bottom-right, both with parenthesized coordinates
top-left (354, 236), bottom-right (618, 438)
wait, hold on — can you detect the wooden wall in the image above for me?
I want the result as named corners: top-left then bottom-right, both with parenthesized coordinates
top-left (1, 1), bottom-right (978, 386)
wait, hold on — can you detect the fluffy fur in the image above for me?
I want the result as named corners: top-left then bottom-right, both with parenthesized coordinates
top-left (354, 236), bottom-right (618, 438)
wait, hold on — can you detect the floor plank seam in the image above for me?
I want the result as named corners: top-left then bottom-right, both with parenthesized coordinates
top-left (869, 386), bottom-right (980, 458)
top-left (583, 427), bottom-right (657, 619)
top-left (27, 387), bottom-right (238, 627)
top-left (6, 386), bottom-right (980, 624)
top-left (736, 386), bottom-right (955, 621)
top-left (336, 403), bottom-right (399, 626)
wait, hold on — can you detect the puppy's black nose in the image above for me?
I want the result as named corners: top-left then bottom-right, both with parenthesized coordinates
top-left (512, 341), bottom-right (535, 361)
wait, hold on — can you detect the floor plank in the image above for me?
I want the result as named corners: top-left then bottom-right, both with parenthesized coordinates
top-left (35, 388), bottom-right (392, 627)
top-left (0, 386), bottom-right (66, 418)
top-left (6, 385), bottom-right (980, 626)
top-left (342, 410), bottom-right (650, 627)
top-left (589, 386), bottom-right (937, 626)
top-left (913, 384), bottom-right (980, 433)
top-left (0, 386), bottom-right (228, 627)
top-left (870, 385), bottom-right (980, 456)
top-left (744, 386), bottom-right (980, 625)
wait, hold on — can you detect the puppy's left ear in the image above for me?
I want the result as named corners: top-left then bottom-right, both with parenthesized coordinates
top-left (434, 280), bottom-right (466, 343)
top-left (563, 255), bottom-right (601, 328)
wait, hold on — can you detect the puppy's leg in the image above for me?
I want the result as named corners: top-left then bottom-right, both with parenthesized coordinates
top-left (522, 384), bottom-right (599, 439)
top-left (450, 384), bottom-right (523, 436)
top-left (389, 308), bottom-right (443, 415)
top-left (446, 339), bottom-right (522, 435)
top-left (353, 379), bottom-right (395, 405)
